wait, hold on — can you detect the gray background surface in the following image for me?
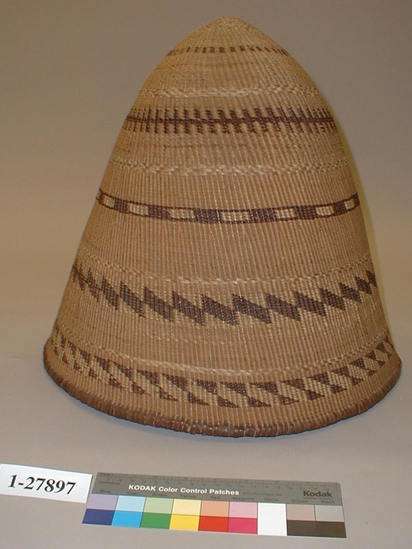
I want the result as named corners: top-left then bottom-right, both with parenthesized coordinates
top-left (1, 1), bottom-right (411, 547)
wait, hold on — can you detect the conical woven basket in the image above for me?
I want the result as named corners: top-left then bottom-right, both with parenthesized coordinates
top-left (44, 16), bottom-right (401, 436)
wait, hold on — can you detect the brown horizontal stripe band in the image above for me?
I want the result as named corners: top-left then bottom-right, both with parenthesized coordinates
top-left (50, 323), bottom-right (394, 408)
top-left (71, 263), bottom-right (377, 325)
top-left (97, 190), bottom-right (360, 225)
top-left (123, 106), bottom-right (336, 135)
top-left (166, 45), bottom-right (289, 56)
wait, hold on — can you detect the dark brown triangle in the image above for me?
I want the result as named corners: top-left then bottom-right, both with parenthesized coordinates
top-left (86, 269), bottom-right (100, 299)
top-left (158, 389), bottom-right (178, 401)
top-left (163, 374), bottom-right (187, 390)
top-left (266, 294), bottom-right (300, 320)
top-left (334, 366), bottom-right (363, 385)
top-left (202, 295), bottom-right (238, 325)
top-left (294, 292), bottom-right (326, 316)
top-left (102, 278), bottom-right (119, 308)
top-left (187, 391), bottom-right (209, 405)
top-left (247, 397), bottom-right (270, 407)
top-left (196, 379), bottom-right (218, 394)
top-left (250, 381), bottom-right (279, 394)
top-left (350, 357), bottom-right (376, 376)
top-left (334, 365), bottom-right (350, 376)
top-left (367, 357), bottom-right (385, 368)
top-left (108, 376), bottom-right (122, 388)
top-left (223, 382), bottom-right (247, 395)
top-left (351, 358), bottom-right (367, 370)
top-left (366, 270), bottom-right (377, 286)
top-left (310, 373), bottom-right (345, 393)
top-left (131, 382), bottom-right (145, 394)
top-left (137, 369), bottom-right (159, 385)
top-left (305, 389), bottom-right (323, 400)
top-left (319, 287), bottom-right (346, 310)
top-left (284, 378), bottom-right (305, 389)
top-left (217, 396), bottom-right (238, 408)
top-left (328, 383), bottom-right (346, 393)
top-left (74, 264), bottom-right (85, 290)
top-left (172, 292), bottom-right (205, 324)
top-left (78, 349), bottom-right (91, 364)
top-left (67, 341), bottom-right (77, 357)
top-left (120, 282), bottom-right (144, 315)
top-left (114, 363), bottom-right (133, 378)
top-left (356, 276), bottom-right (372, 294)
top-left (144, 287), bottom-right (174, 321)
top-left (311, 372), bottom-right (329, 383)
top-left (278, 395), bottom-right (297, 405)
top-left (339, 283), bottom-right (361, 302)
top-left (285, 376), bottom-right (327, 399)
top-left (351, 376), bottom-right (363, 385)
top-left (375, 342), bottom-right (386, 353)
top-left (232, 295), bottom-right (271, 323)
top-left (94, 356), bottom-right (111, 373)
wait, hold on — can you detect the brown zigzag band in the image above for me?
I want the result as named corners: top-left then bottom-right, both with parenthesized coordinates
top-left (97, 190), bottom-right (359, 225)
top-left (123, 106), bottom-right (336, 135)
top-left (166, 45), bottom-right (289, 56)
top-left (49, 324), bottom-right (394, 409)
top-left (71, 263), bottom-right (377, 325)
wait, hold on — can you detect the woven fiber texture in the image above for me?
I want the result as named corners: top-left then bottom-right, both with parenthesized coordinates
top-left (44, 16), bottom-right (401, 436)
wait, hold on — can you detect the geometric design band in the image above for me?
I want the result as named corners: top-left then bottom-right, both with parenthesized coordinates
top-left (97, 190), bottom-right (359, 225)
top-left (71, 263), bottom-right (377, 325)
top-left (166, 44), bottom-right (290, 56)
top-left (123, 106), bottom-right (336, 135)
top-left (49, 324), bottom-right (393, 409)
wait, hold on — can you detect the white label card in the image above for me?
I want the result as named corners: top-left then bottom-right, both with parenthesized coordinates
top-left (0, 464), bottom-right (92, 503)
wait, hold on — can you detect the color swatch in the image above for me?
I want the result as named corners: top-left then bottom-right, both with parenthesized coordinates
top-left (83, 473), bottom-right (346, 538)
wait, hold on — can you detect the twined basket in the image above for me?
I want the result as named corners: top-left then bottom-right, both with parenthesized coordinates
top-left (44, 16), bottom-right (401, 436)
